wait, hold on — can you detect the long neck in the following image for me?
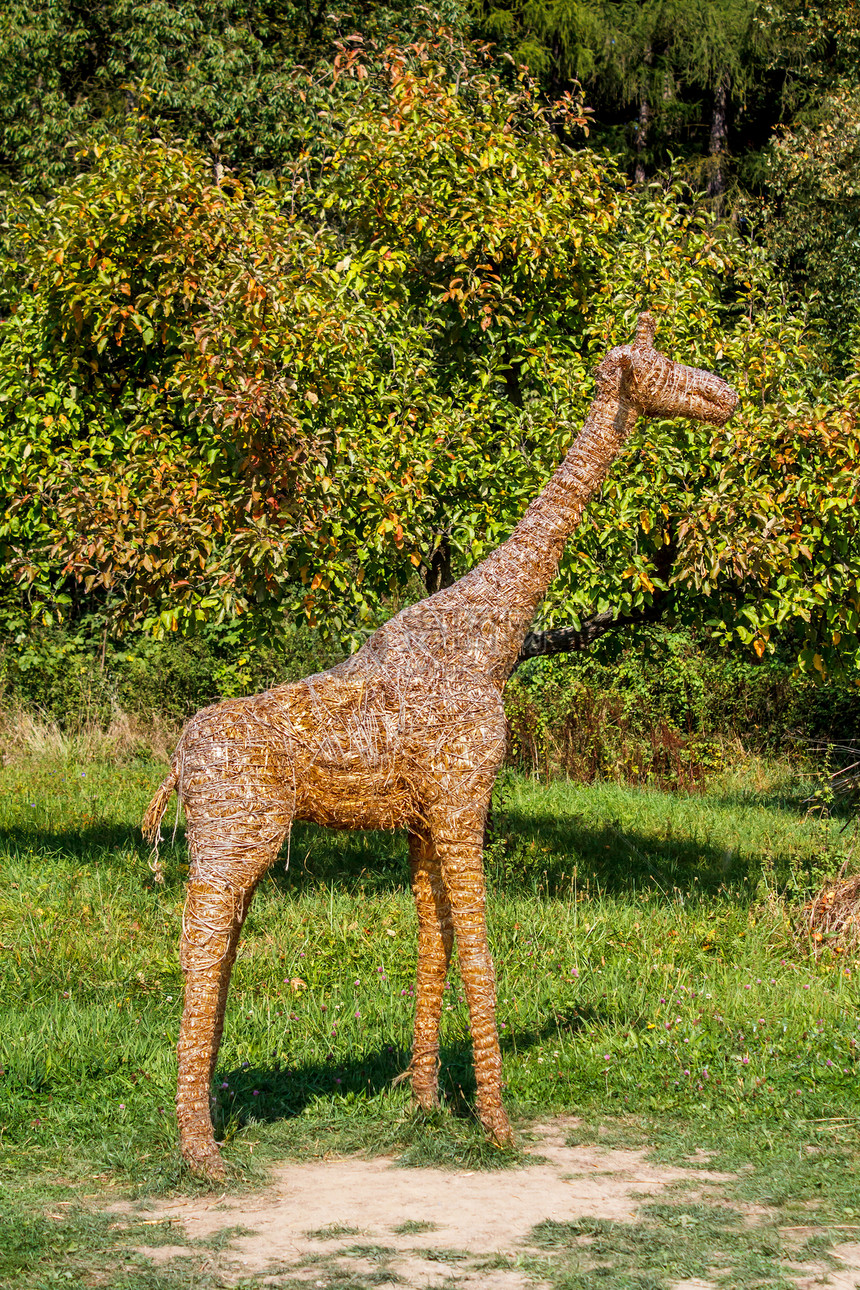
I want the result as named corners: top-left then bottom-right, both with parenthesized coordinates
top-left (458, 384), bottom-right (640, 678)
top-left (362, 379), bottom-right (641, 689)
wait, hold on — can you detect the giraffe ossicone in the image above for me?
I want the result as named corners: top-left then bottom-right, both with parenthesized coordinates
top-left (143, 312), bottom-right (738, 1178)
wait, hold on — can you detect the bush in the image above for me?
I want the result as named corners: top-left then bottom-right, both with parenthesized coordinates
top-left (506, 626), bottom-right (860, 787)
top-left (0, 618), bottom-right (343, 730)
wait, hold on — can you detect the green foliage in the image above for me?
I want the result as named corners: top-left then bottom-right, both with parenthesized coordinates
top-left (474, 0), bottom-right (765, 174)
top-left (467, 0), bottom-right (860, 352)
top-left (0, 128), bottom-right (342, 633)
top-left (0, 0), bottom-right (443, 195)
top-left (755, 83), bottom-right (860, 359)
top-left (757, 0), bottom-right (860, 114)
top-left (0, 27), bottom-right (858, 677)
top-left (533, 188), bottom-right (860, 679)
top-left (0, 617), bottom-right (342, 727)
top-left (1, 39), bottom-right (613, 638)
top-left (507, 628), bottom-right (860, 786)
top-left (676, 383), bottom-right (860, 675)
top-left (476, 0), bottom-right (760, 92)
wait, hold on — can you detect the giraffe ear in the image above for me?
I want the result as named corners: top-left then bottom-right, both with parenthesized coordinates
top-left (634, 312), bottom-right (657, 348)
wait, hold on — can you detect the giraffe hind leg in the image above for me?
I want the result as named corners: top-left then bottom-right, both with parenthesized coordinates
top-left (429, 808), bottom-right (513, 1148)
top-left (407, 827), bottom-right (455, 1111)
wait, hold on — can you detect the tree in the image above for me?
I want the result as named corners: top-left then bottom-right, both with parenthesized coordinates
top-left (3, 32), bottom-right (859, 679)
top-left (1, 130), bottom-right (335, 632)
top-left (753, 83), bottom-right (860, 368)
top-left (757, 0), bottom-right (860, 115)
top-left (0, 0), bottom-right (434, 195)
top-left (472, 0), bottom-right (766, 192)
top-left (2, 38), bottom-right (612, 638)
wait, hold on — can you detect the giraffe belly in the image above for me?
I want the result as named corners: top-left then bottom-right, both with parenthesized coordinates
top-left (294, 765), bottom-right (416, 831)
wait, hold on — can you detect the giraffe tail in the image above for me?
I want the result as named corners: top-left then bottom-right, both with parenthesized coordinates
top-left (142, 764), bottom-right (179, 845)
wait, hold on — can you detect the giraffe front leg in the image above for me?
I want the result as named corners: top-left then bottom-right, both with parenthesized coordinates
top-left (408, 827), bottom-right (454, 1111)
top-left (207, 885), bottom-right (254, 1086)
top-left (431, 817), bottom-right (513, 1148)
top-left (177, 879), bottom-right (252, 1178)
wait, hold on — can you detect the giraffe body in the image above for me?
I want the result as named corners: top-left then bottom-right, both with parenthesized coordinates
top-left (144, 314), bottom-right (738, 1176)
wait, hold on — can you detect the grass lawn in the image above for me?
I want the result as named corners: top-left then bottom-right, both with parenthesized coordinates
top-left (0, 751), bottom-right (858, 1287)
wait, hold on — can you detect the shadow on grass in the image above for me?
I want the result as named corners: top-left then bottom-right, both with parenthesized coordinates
top-left (700, 786), bottom-right (854, 821)
top-left (271, 815), bottom-right (752, 900)
top-left (3, 769), bottom-right (837, 902)
top-left (214, 1045), bottom-right (433, 1135)
top-left (212, 1006), bottom-right (606, 1137)
top-left (0, 820), bottom-right (151, 858)
top-left (0, 808), bottom-right (809, 902)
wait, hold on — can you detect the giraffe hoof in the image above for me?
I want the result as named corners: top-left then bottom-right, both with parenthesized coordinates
top-left (481, 1107), bottom-right (515, 1148)
top-left (411, 1086), bottom-right (441, 1113)
top-left (182, 1142), bottom-right (226, 1181)
top-left (394, 1060), bottom-right (440, 1111)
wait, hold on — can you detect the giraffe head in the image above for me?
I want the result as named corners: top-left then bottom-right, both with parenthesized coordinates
top-left (600, 312), bottom-right (739, 427)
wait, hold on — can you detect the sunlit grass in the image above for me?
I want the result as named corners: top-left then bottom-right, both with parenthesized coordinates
top-left (1, 751), bottom-right (859, 1285)
top-left (1, 752), bottom-right (857, 1191)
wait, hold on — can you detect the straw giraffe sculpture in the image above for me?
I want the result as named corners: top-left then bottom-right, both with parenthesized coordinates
top-left (144, 313), bottom-right (738, 1177)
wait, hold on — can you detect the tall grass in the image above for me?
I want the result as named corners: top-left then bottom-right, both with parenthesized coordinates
top-left (0, 704), bottom-right (179, 764)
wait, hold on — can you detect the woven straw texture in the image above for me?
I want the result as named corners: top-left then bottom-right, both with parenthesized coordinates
top-left (144, 313), bottom-right (738, 1177)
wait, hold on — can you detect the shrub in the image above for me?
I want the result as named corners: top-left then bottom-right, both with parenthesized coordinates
top-left (506, 626), bottom-right (860, 786)
top-left (0, 619), bottom-right (342, 731)
top-left (3, 620), bottom-right (857, 786)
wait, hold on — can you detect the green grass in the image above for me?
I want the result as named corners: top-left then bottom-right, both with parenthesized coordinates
top-left (516, 1115), bottom-right (860, 1289)
top-left (0, 752), bottom-right (858, 1287)
top-left (390, 1220), bottom-right (439, 1235)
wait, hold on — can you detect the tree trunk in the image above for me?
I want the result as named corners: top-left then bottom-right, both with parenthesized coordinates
top-left (662, 71), bottom-right (674, 138)
top-left (634, 96), bottom-right (651, 184)
top-left (634, 44), bottom-right (653, 185)
top-left (424, 537), bottom-right (453, 594)
top-left (708, 75), bottom-right (729, 207)
top-left (516, 525), bottom-right (676, 665)
top-left (516, 594), bottom-right (668, 667)
top-left (502, 348), bottom-right (524, 410)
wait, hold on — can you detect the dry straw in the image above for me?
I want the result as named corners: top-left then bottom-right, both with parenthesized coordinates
top-left (802, 872), bottom-right (860, 956)
top-left (144, 313), bottom-right (739, 1177)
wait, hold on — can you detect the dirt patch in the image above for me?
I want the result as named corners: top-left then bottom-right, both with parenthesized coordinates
top-left (132, 1244), bottom-right (196, 1266)
top-left (124, 1118), bottom-right (732, 1286)
top-left (777, 1232), bottom-right (860, 1290)
top-left (119, 1121), bottom-right (860, 1287)
top-left (823, 1244), bottom-right (860, 1290)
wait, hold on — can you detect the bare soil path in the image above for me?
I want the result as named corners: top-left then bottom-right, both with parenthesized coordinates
top-left (122, 1120), bottom-right (860, 1288)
